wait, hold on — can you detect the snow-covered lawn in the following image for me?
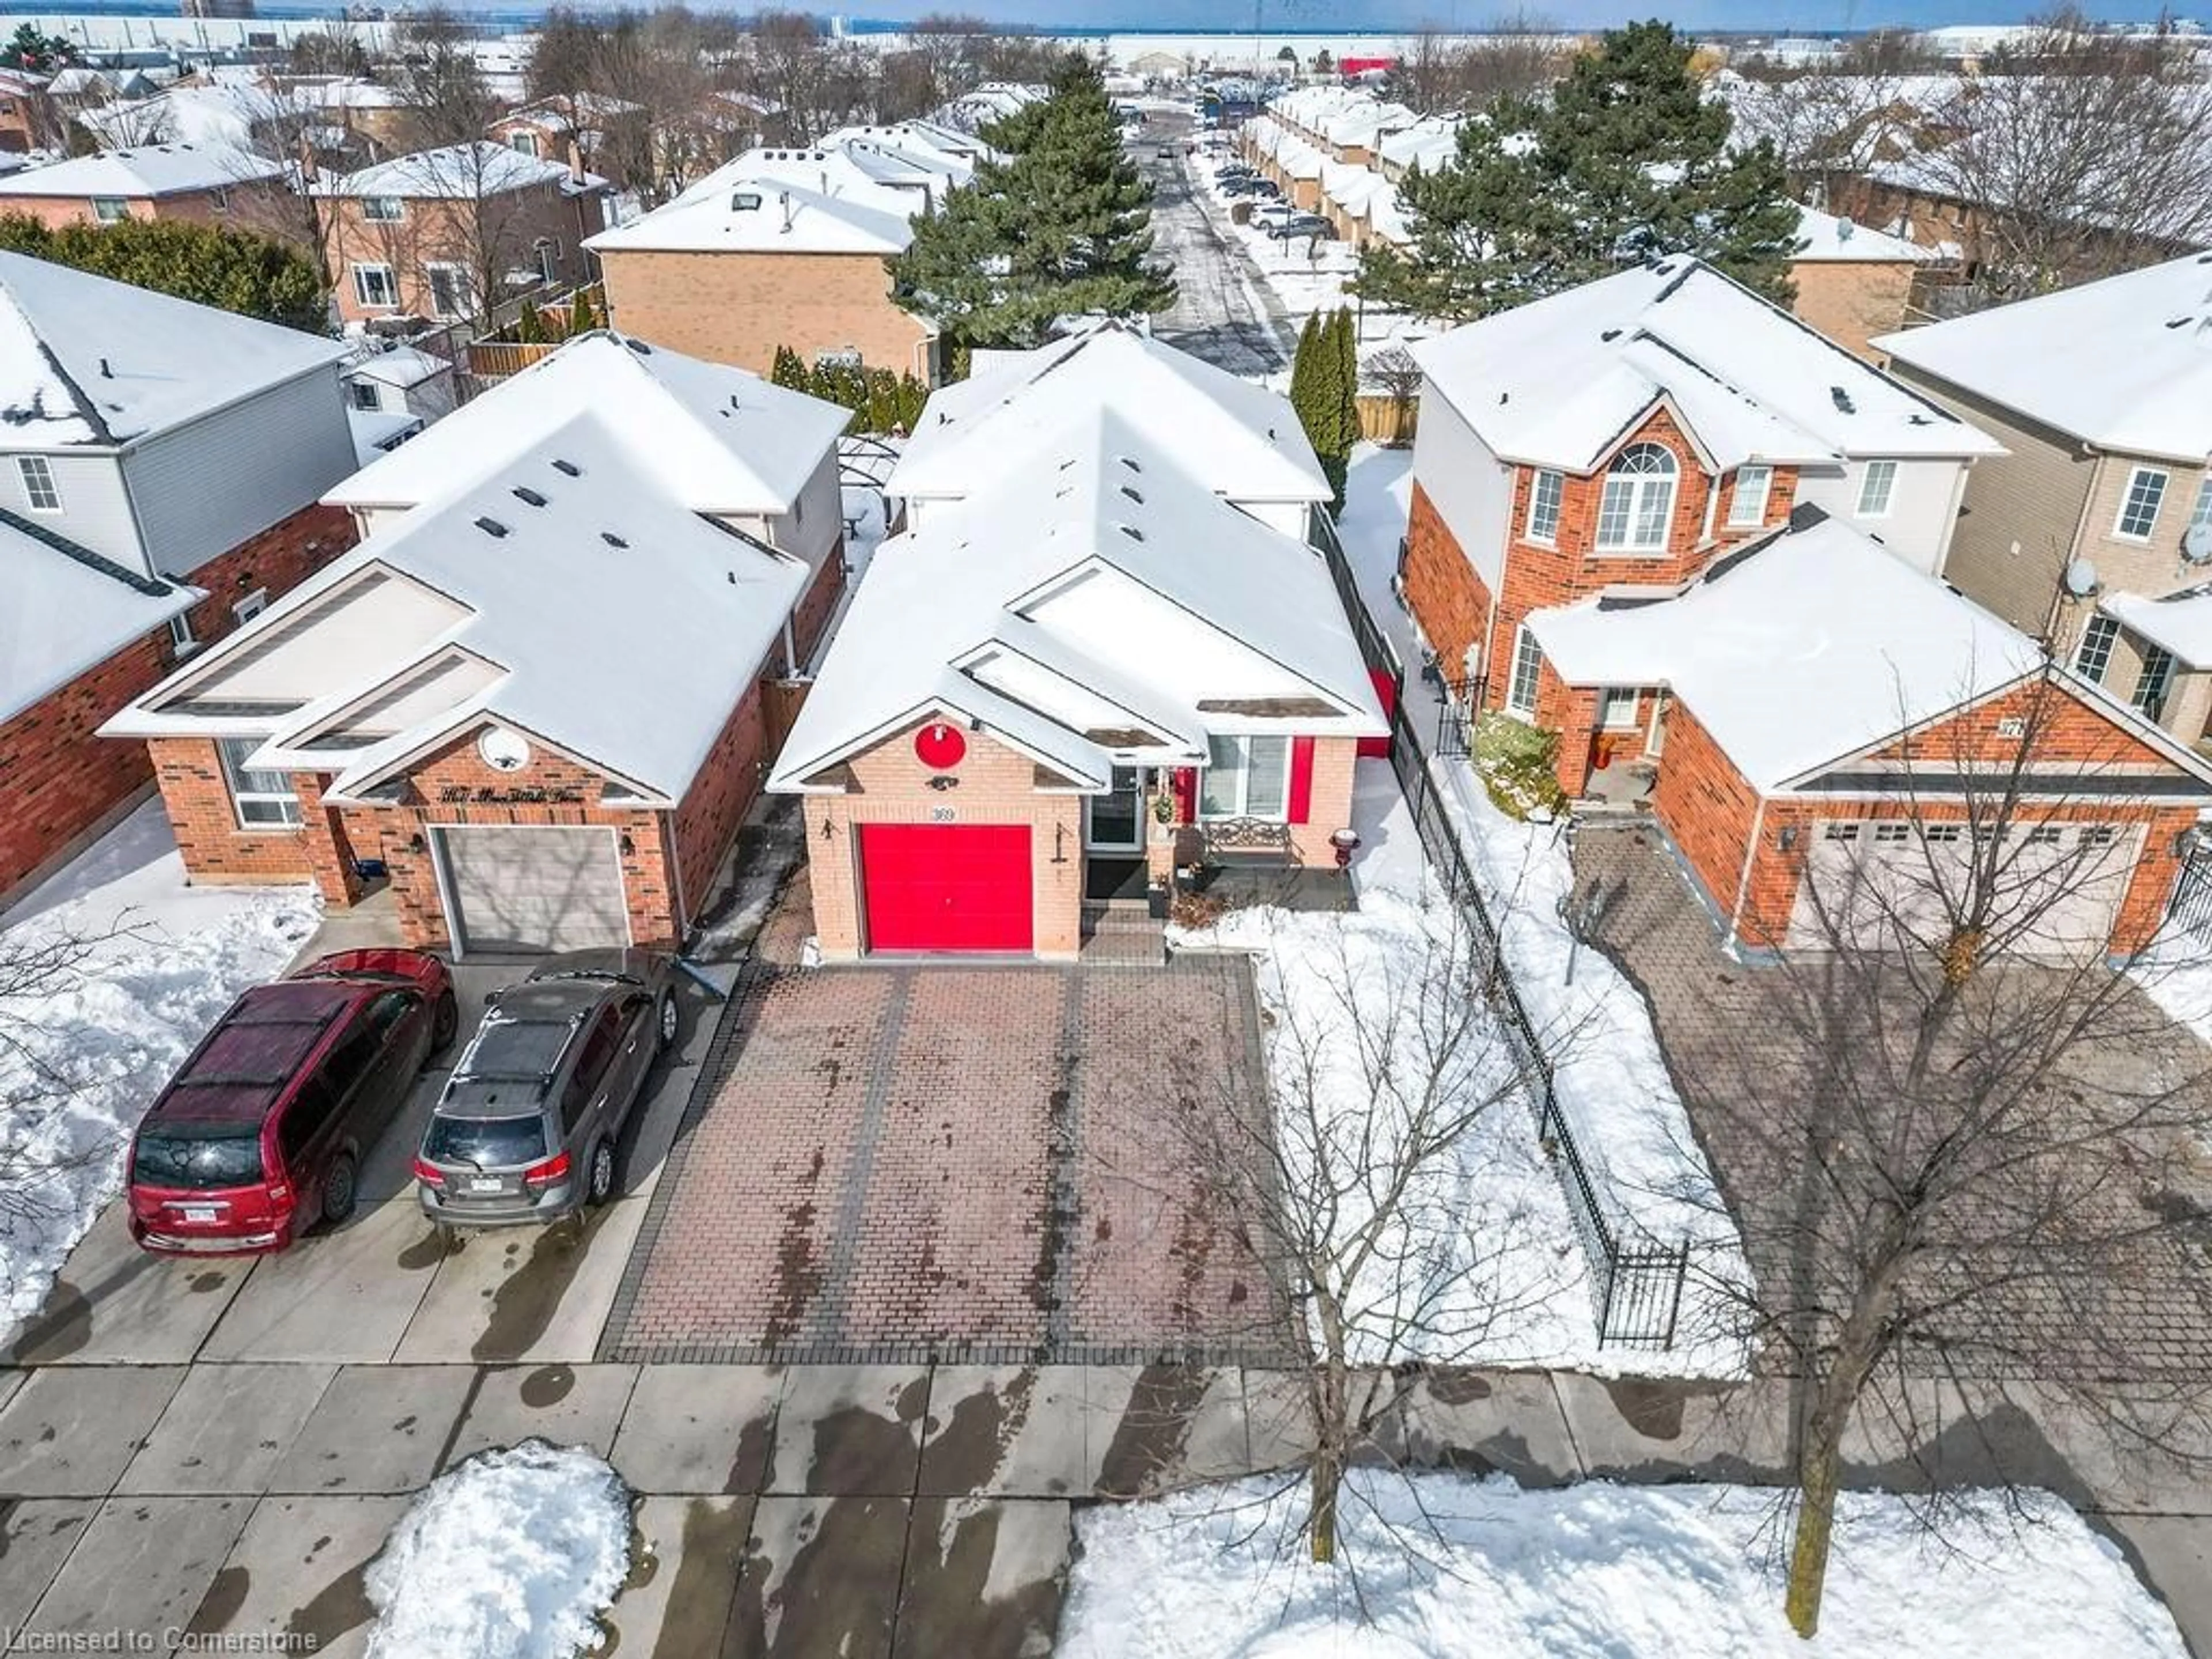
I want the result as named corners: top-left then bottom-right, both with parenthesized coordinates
top-left (1062, 1471), bottom-right (2188, 1659)
top-left (366, 1440), bottom-right (632, 1659)
top-left (1333, 447), bottom-right (1751, 1366)
top-left (0, 801), bottom-right (319, 1336)
top-left (2124, 934), bottom-right (2212, 1051)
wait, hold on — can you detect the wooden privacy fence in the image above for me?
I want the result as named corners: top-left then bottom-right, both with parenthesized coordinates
top-left (1356, 392), bottom-right (1418, 446)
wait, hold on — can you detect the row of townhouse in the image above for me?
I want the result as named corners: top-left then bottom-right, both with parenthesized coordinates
top-left (1399, 253), bottom-right (2212, 959)
top-left (1243, 85), bottom-right (1941, 359)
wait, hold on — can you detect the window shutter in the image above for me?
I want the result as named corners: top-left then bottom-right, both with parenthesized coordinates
top-left (1288, 737), bottom-right (1316, 824)
top-left (1172, 767), bottom-right (1196, 823)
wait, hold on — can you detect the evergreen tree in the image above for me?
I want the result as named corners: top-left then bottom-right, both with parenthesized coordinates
top-left (890, 56), bottom-right (1175, 347)
top-left (1329, 307), bottom-right (1359, 457)
top-left (567, 286), bottom-right (596, 335)
top-left (1354, 20), bottom-right (1798, 321)
top-left (516, 298), bottom-right (544, 344)
top-left (770, 344), bottom-right (809, 391)
top-left (0, 215), bottom-right (325, 334)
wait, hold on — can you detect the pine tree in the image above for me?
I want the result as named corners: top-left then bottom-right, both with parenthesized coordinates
top-left (516, 299), bottom-right (544, 344)
top-left (568, 286), bottom-right (596, 335)
top-left (770, 345), bottom-right (809, 391)
top-left (890, 56), bottom-right (1176, 348)
top-left (1329, 306), bottom-right (1359, 459)
top-left (1353, 21), bottom-right (1799, 321)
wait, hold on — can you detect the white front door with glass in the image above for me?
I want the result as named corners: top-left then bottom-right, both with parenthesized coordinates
top-left (1083, 766), bottom-right (1146, 853)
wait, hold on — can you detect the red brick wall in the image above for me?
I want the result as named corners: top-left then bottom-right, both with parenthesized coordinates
top-left (150, 737), bottom-right (325, 888)
top-left (0, 180), bottom-right (297, 234)
top-left (1402, 481), bottom-right (1492, 684)
top-left (1, 504), bottom-right (355, 902)
top-left (1648, 700), bottom-right (1766, 927)
top-left (1868, 677), bottom-right (2180, 772)
top-left (672, 681), bottom-right (771, 921)
top-left (788, 546), bottom-right (846, 670)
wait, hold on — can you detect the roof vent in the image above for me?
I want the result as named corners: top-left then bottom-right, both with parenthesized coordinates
top-left (1600, 328), bottom-right (1621, 342)
top-left (1118, 523), bottom-right (1145, 541)
top-left (474, 516), bottom-right (509, 538)
top-left (552, 459), bottom-right (581, 476)
top-left (1120, 483), bottom-right (1143, 504)
top-left (624, 337), bottom-right (652, 355)
top-left (1830, 386), bottom-right (1855, 414)
top-left (732, 189), bottom-right (764, 212)
top-left (512, 486), bottom-right (547, 507)
top-left (1119, 455), bottom-right (1141, 473)
top-left (99, 357), bottom-right (112, 378)
top-left (601, 531), bottom-right (628, 548)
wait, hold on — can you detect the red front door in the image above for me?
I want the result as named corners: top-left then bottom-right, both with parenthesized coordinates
top-left (858, 824), bottom-right (1033, 953)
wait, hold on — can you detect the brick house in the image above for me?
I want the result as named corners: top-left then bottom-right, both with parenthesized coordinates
top-left (0, 71), bottom-right (63, 153)
top-left (588, 169), bottom-right (938, 381)
top-left (0, 143), bottom-right (292, 231)
top-left (770, 408), bottom-right (1384, 960)
top-left (1786, 204), bottom-right (1937, 360)
top-left (105, 332), bottom-right (853, 955)
top-left (1873, 253), bottom-right (2212, 753)
top-left (0, 251), bottom-right (358, 905)
top-left (886, 321), bottom-right (1332, 540)
top-left (313, 142), bottom-right (609, 329)
top-left (488, 93), bottom-right (645, 184)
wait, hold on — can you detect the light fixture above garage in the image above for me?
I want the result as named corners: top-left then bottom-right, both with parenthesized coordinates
top-left (478, 726), bottom-right (531, 773)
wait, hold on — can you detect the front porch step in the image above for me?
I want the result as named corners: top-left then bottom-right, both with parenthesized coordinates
top-left (1080, 905), bottom-right (1168, 965)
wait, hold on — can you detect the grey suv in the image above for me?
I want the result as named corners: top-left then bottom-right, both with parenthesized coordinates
top-left (412, 949), bottom-right (679, 1229)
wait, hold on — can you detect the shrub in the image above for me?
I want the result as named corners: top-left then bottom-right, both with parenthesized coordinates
top-left (1471, 711), bottom-right (1568, 820)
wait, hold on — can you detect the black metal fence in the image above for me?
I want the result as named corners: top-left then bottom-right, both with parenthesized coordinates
top-left (1312, 510), bottom-right (1690, 1348)
top-left (2170, 847), bottom-right (2212, 941)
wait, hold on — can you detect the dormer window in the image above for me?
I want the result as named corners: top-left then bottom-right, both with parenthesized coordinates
top-left (1595, 443), bottom-right (1677, 553)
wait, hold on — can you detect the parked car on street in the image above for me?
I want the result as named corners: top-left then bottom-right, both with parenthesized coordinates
top-left (1267, 213), bottom-right (1336, 241)
top-left (126, 949), bottom-right (457, 1256)
top-left (412, 949), bottom-right (679, 1230)
top-left (1252, 202), bottom-right (1298, 229)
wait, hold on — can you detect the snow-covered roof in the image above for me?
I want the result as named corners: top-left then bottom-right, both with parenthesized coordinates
top-left (109, 414), bottom-right (808, 804)
top-left (325, 332), bottom-right (847, 518)
top-left (0, 517), bottom-right (196, 724)
top-left (1790, 204), bottom-right (1932, 264)
top-left (891, 324), bottom-right (1328, 506)
top-left (0, 142), bottom-right (281, 198)
top-left (345, 345), bottom-right (449, 391)
top-left (1527, 512), bottom-right (2043, 789)
top-left (1379, 114), bottom-right (1462, 172)
top-left (1414, 257), bottom-right (2004, 474)
top-left (0, 250), bottom-right (346, 449)
top-left (346, 404), bottom-right (420, 465)
top-left (586, 171), bottom-right (911, 255)
top-left (661, 147), bottom-right (922, 220)
top-left (2104, 586), bottom-right (2212, 670)
top-left (1873, 251), bottom-right (2212, 463)
top-left (770, 408), bottom-right (1384, 794)
top-left (316, 142), bottom-right (602, 200)
top-left (501, 92), bottom-right (643, 132)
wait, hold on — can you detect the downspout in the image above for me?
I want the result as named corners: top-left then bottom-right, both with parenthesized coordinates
top-left (666, 809), bottom-right (691, 941)
top-left (1726, 794), bottom-right (1769, 946)
top-left (782, 614), bottom-right (798, 677)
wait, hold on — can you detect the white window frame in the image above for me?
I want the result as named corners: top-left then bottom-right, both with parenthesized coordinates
top-left (1857, 459), bottom-right (1898, 518)
top-left (166, 611), bottom-right (196, 655)
top-left (218, 737), bottom-right (301, 830)
top-left (2074, 613), bottom-right (2120, 684)
top-left (1199, 734), bottom-right (1291, 821)
top-left (1728, 464), bottom-right (1771, 529)
top-left (90, 195), bottom-right (128, 224)
top-left (1525, 468), bottom-right (1563, 544)
top-left (423, 261), bottom-right (471, 320)
top-left (1505, 623), bottom-right (1543, 717)
top-left (534, 237), bottom-right (559, 283)
top-left (361, 195), bottom-right (405, 223)
top-left (2190, 476), bottom-right (2212, 543)
top-left (1599, 688), bottom-right (1640, 729)
top-left (351, 262), bottom-right (398, 309)
top-left (507, 131), bottom-right (538, 156)
top-left (232, 589), bottom-right (268, 624)
top-left (347, 380), bottom-right (382, 412)
top-left (16, 454), bottom-right (59, 513)
top-left (2114, 465), bottom-right (2168, 541)
top-left (2133, 643), bottom-right (2175, 722)
top-left (1594, 442), bottom-right (1677, 554)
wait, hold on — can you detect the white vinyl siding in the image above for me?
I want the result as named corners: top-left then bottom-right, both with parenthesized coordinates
top-left (1200, 735), bottom-right (1290, 820)
top-left (2115, 466), bottom-right (2168, 541)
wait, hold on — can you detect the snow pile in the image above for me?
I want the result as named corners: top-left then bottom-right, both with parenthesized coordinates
top-left (1334, 448), bottom-right (1751, 1369)
top-left (0, 802), bottom-right (319, 1335)
top-left (366, 1440), bottom-right (632, 1659)
top-left (1061, 1472), bottom-right (2188, 1659)
top-left (2124, 935), bottom-right (2212, 1052)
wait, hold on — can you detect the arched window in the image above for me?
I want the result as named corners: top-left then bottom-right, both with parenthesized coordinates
top-left (1596, 442), bottom-right (1679, 552)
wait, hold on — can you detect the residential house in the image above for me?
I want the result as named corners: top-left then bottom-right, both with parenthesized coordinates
top-left (588, 172), bottom-right (935, 381)
top-left (0, 143), bottom-right (291, 230)
top-left (885, 321), bottom-right (1332, 539)
top-left (1874, 252), bottom-right (2212, 748)
top-left (490, 93), bottom-right (647, 187)
top-left (104, 333), bottom-right (853, 953)
top-left (1787, 204), bottom-right (1938, 359)
top-left (768, 408), bottom-right (1385, 959)
top-left (315, 142), bottom-right (610, 329)
top-left (0, 252), bottom-right (358, 903)
top-left (0, 71), bottom-right (63, 153)
top-left (342, 344), bottom-right (459, 426)
top-left (1402, 255), bottom-right (2212, 957)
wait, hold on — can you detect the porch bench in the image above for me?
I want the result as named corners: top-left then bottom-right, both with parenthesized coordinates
top-left (1175, 817), bottom-right (1301, 868)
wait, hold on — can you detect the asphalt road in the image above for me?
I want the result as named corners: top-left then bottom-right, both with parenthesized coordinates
top-left (1134, 109), bottom-right (1297, 377)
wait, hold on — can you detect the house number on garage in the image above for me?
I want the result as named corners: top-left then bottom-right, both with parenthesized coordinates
top-left (929, 805), bottom-right (956, 823)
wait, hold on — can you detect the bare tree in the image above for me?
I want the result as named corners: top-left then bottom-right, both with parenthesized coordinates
top-left (1360, 346), bottom-right (1423, 446)
top-left (388, 6), bottom-right (499, 151)
top-left (1673, 668), bottom-right (2212, 1637)
top-left (287, 26), bottom-right (370, 81)
top-left (1177, 897), bottom-right (1574, 1563)
top-left (1392, 13), bottom-right (1560, 115)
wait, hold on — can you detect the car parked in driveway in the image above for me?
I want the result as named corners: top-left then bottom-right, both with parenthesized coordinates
top-left (126, 949), bottom-right (457, 1256)
top-left (1266, 213), bottom-right (1336, 241)
top-left (412, 949), bottom-right (679, 1230)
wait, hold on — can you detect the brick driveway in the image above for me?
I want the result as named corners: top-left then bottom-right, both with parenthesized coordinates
top-left (603, 959), bottom-right (1297, 1365)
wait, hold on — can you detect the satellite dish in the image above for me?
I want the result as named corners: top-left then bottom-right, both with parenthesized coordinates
top-left (2186, 524), bottom-right (2212, 565)
top-left (2063, 557), bottom-right (2100, 598)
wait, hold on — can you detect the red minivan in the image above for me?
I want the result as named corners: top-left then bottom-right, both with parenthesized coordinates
top-left (126, 949), bottom-right (457, 1256)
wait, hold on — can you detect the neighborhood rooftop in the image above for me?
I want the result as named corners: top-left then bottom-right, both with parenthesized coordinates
top-left (0, 518), bottom-right (194, 724)
top-left (1413, 257), bottom-right (2005, 472)
top-left (1873, 249), bottom-right (2212, 463)
top-left (586, 173), bottom-right (915, 255)
top-left (313, 141), bottom-right (605, 199)
top-left (771, 407), bottom-right (1383, 793)
top-left (888, 323), bottom-right (1331, 506)
top-left (0, 249), bottom-right (348, 448)
top-left (0, 142), bottom-right (285, 197)
top-left (325, 332), bottom-right (849, 517)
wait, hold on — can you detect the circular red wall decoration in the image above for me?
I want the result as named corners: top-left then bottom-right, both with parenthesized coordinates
top-left (914, 722), bottom-right (966, 770)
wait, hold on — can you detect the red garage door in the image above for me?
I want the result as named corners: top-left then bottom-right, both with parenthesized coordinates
top-left (858, 824), bottom-right (1033, 953)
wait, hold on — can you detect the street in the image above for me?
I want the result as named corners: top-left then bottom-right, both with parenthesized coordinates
top-left (1133, 108), bottom-right (1297, 377)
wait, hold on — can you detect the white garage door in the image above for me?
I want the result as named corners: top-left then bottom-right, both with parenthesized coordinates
top-left (1786, 819), bottom-right (2142, 958)
top-left (434, 826), bottom-right (630, 956)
